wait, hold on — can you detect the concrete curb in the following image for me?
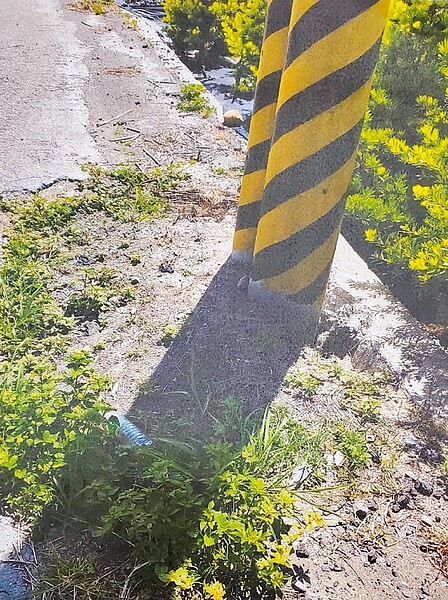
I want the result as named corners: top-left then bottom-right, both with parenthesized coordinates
top-left (324, 236), bottom-right (448, 416)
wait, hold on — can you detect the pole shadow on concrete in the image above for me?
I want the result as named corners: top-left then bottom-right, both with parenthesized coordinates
top-left (128, 258), bottom-right (315, 435)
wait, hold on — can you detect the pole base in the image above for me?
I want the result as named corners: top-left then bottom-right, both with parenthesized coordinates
top-left (248, 279), bottom-right (320, 342)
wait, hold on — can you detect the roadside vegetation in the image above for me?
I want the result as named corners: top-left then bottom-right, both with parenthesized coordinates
top-left (178, 83), bottom-right (214, 117)
top-left (346, 0), bottom-right (448, 328)
top-left (0, 162), bottom-right (414, 597)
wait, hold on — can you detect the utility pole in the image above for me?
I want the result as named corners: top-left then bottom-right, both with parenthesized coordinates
top-left (233, 0), bottom-right (391, 330)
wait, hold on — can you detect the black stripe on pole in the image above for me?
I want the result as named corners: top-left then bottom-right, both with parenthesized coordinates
top-left (252, 199), bottom-right (345, 280)
top-left (252, 71), bottom-right (283, 113)
top-left (273, 40), bottom-right (381, 143)
top-left (235, 199), bottom-right (264, 231)
top-left (284, 0), bottom-right (380, 69)
top-left (244, 140), bottom-right (272, 175)
top-left (265, 0), bottom-right (294, 38)
top-left (260, 121), bottom-right (363, 216)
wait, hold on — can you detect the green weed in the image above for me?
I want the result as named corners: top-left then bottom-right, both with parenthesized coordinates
top-left (129, 252), bottom-right (142, 266)
top-left (58, 405), bottom-right (326, 599)
top-left (34, 554), bottom-right (119, 600)
top-left (70, 0), bottom-right (114, 15)
top-left (65, 267), bottom-right (135, 321)
top-left (333, 424), bottom-right (370, 471)
top-left (160, 323), bottom-right (180, 346)
top-left (284, 371), bottom-right (323, 397)
top-left (0, 351), bottom-right (113, 519)
top-left (178, 84), bottom-right (214, 118)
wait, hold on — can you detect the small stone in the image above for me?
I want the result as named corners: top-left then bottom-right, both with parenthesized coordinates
top-left (142, 43), bottom-right (148, 48)
top-left (236, 275), bottom-right (249, 291)
top-left (291, 579), bottom-right (309, 594)
top-left (391, 495), bottom-right (410, 512)
top-left (333, 450), bottom-right (345, 467)
top-left (392, 569), bottom-right (398, 577)
top-left (421, 585), bottom-right (430, 596)
top-left (420, 544), bottom-right (428, 553)
top-left (76, 255), bottom-right (90, 266)
top-left (223, 110), bottom-right (244, 127)
top-left (402, 590), bottom-right (411, 598)
top-left (433, 489), bottom-right (442, 499)
top-left (86, 321), bottom-right (100, 336)
top-left (405, 434), bottom-right (423, 450)
top-left (130, 277), bottom-right (140, 285)
top-left (291, 464), bottom-right (313, 485)
top-left (415, 480), bottom-right (434, 496)
top-left (420, 515), bottom-right (433, 527)
top-left (295, 544), bottom-right (310, 559)
top-left (354, 501), bottom-right (369, 520)
top-left (331, 561), bottom-right (344, 572)
top-left (321, 563), bottom-right (331, 572)
top-left (159, 262), bottom-right (174, 274)
top-left (366, 500), bottom-right (378, 512)
top-left (367, 550), bottom-right (377, 564)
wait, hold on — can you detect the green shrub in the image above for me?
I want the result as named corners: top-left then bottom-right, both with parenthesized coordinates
top-left (55, 406), bottom-right (326, 598)
top-left (211, 0), bottom-right (265, 91)
top-left (163, 0), bottom-right (225, 67)
top-left (163, 0), bottom-right (266, 91)
top-left (346, 0), bottom-right (448, 288)
top-left (0, 352), bottom-right (113, 520)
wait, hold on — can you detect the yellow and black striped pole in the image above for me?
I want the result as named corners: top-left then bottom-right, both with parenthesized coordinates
top-left (232, 0), bottom-right (292, 261)
top-left (233, 0), bottom-right (391, 326)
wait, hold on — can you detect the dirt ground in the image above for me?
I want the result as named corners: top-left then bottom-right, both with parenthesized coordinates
top-left (1, 3), bottom-right (448, 599)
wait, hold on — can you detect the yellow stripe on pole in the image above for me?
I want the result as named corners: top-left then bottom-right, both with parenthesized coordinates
top-left (232, 0), bottom-right (292, 257)
top-left (253, 154), bottom-right (357, 252)
top-left (238, 169), bottom-right (267, 207)
top-left (264, 79), bottom-right (373, 186)
top-left (277, 0), bottom-right (391, 111)
top-left (257, 29), bottom-right (290, 81)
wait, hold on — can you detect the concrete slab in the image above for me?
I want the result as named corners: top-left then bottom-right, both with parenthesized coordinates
top-left (0, 0), bottom-right (99, 193)
top-left (325, 236), bottom-right (448, 415)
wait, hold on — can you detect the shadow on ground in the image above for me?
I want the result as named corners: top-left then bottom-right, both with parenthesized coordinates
top-left (129, 258), bottom-right (315, 434)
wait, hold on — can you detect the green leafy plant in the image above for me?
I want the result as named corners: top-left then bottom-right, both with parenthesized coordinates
top-left (70, 0), bottom-right (114, 15)
top-left (211, 0), bottom-right (265, 91)
top-left (284, 370), bottom-right (323, 397)
top-left (81, 163), bottom-right (188, 222)
top-left (54, 405), bottom-right (327, 598)
top-left (66, 267), bottom-right (135, 321)
top-left (346, 0), bottom-right (448, 303)
top-left (178, 84), bottom-right (214, 117)
top-left (160, 323), bottom-right (181, 346)
top-left (0, 351), bottom-right (113, 519)
top-left (129, 252), bottom-right (142, 266)
top-left (333, 425), bottom-right (370, 471)
top-left (163, 0), bottom-right (226, 67)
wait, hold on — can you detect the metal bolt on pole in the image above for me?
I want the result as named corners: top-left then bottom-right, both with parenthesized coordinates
top-left (233, 0), bottom-right (392, 332)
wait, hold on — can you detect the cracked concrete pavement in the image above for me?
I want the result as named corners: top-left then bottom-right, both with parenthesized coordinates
top-left (0, 0), bottom-right (100, 192)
